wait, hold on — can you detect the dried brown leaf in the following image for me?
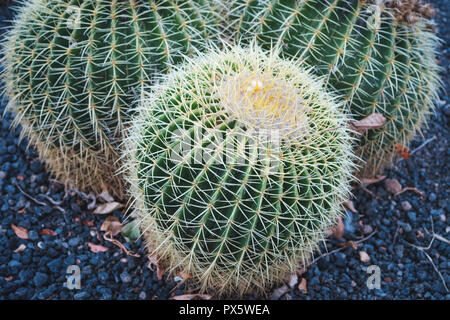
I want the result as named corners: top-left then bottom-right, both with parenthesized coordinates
top-left (270, 284), bottom-right (289, 299)
top-left (11, 224), bottom-right (28, 240)
top-left (87, 242), bottom-right (109, 253)
top-left (147, 254), bottom-right (164, 280)
top-left (99, 190), bottom-right (115, 203)
top-left (83, 220), bottom-right (95, 227)
top-left (340, 240), bottom-right (358, 250)
top-left (298, 278), bottom-right (307, 294)
top-left (39, 228), bottom-right (57, 236)
top-left (350, 113), bottom-right (386, 134)
top-left (100, 216), bottom-right (122, 236)
top-left (93, 202), bottom-right (124, 215)
top-left (14, 244), bottom-right (27, 253)
top-left (331, 217), bottom-right (345, 239)
top-left (343, 200), bottom-right (358, 213)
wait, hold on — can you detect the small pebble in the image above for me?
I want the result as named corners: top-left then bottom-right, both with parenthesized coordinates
top-left (120, 272), bottom-right (132, 283)
top-left (401, 201), bottom-right (412, 211)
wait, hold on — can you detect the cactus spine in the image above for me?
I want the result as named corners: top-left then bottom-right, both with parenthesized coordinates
top-left (222, 0), bottom-right (441, 177)
top-left (0, 0), bottom-right (219, 197)
top-left (124, 45), bottom-right (355, 296)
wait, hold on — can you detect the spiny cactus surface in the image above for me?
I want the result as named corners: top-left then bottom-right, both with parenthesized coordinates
top-left (124, 45), bottom-right (355, 296)
top-left (223, 0), bottom-right (441, 177)
top-left (0, 0), bottom-right (219, 197)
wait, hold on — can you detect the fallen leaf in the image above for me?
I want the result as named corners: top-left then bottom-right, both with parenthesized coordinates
top-left (288, 274), bottom-right (298, 289)
top-left (147, 254), bottom-right (164, 280)
top-left (270, 284), bottom-right (289, 300)
top-left (39, 228), bottom-right (57, 236)
top-left (170, 294), bottom-right (212, 300)
top-left (394, 143), bottom-right (410, 160)
top-left (99, 190), bottom-right (115, 203)
top-left (14, 244), bottom-right (27, 253)
top-left (100, 216), bottom-right (122, 236)
top-left (93, 202), bottom-right (124, 215)
top-left (385, 178), bottom-right (402, 194)
top-left (17, 175), bottom-right (24, 181)
top-left (350, 113), bottom-right (386, 134)
top-left (17, 208), bottom-right (26, 214)
top-left (157, 264), bottom-right (164, 280)
top-left (340, 240), bottom-right (358, 250)
top-left (330, 217), bottom-right (345, 239)
top-left (121, 220), bottom-right (140, 243)
top-left (87, 242), bottom-right (109, 253)
top-left (83, 220), bottom-right (95, 227)
top-left (359, 251), bottom-right (371, 263)
top-left (11, 224), bottom-right (28, 240)
top-left (360, 175), bottom-right (386, 185)
top-left (343, 200), bottom-right (358, 213)
top-left (86, 193), bottom-right (97, 211)
top-left (298, 278), bottom-right (307, 294)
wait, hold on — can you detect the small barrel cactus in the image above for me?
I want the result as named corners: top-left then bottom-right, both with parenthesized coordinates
top-left (0, 0), bottom-right (219, 197)
top-left (222, 0), bottom-right (441, 177)
top-left (124, 44), bottom-right (355, 296)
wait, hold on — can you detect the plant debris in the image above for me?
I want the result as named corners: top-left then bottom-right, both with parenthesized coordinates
top-left (11, 224), bottom-right (28, 239)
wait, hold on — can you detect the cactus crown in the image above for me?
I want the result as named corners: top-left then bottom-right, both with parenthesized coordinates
top-left (220, 0), bottom-right (441, 177)
top-left (124, 44), bottom-right (356, 296)
top-left (0, 0), bottom-right (220, 197)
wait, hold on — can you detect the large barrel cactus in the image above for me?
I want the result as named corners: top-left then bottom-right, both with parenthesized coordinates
top-left (221, 0), bottom-right (441, 177)
top-left (0, 0), bottom-right (219, 197)
top-left (124, 45), bottom-right (355, 296)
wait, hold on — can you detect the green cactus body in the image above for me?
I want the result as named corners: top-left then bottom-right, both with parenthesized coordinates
top-left (125, 45), bottom-right (355, 296)
top-left (1, 0), bottom-right (219, 197)
top-left (223, 0), bottom-right (441, 177)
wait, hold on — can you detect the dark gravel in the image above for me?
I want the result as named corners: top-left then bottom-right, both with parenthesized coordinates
top-left (0, 1), bottom-right (448, 300)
